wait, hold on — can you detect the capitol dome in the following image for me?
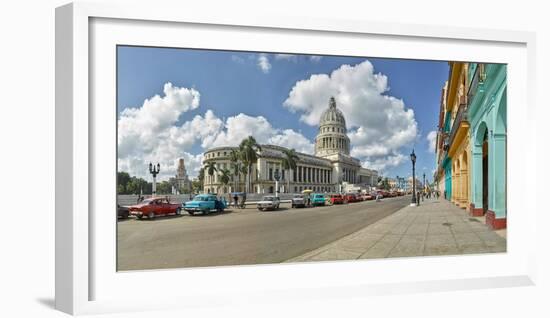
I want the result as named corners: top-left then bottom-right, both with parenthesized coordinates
top-left (314, 97), bottom-right (350, 157)
top-left (320, 97), bottom-right (347, 128)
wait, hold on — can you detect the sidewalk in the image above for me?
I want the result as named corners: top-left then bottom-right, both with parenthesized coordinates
top-left (286, 198), bottom-right (507, 262)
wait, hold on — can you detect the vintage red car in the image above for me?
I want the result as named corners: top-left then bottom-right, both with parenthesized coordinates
top-left (344, 193), bottom-right (360, 203)
top-left (362, 193), bottom-right (374, 201)
top-left (128, 197), bottom-right (182, 219)
top-left (329, 194), bottom-right (345, 204)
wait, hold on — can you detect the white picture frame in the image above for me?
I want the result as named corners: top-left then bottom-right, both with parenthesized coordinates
top-left (56, 2), bottom-right (538, 315)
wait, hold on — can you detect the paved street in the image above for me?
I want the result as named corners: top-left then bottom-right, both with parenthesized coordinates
top-left (117, 196), bottom-right (410, 270)
top-left (287, 198), bottom-right (506, 263)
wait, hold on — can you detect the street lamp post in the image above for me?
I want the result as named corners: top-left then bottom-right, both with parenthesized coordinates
top-left (274, 170), bottom-right (280, 198)
top-left (410, 150), bottom-right (417, 206)
top-left (149, 162), bottom-right (160, 196)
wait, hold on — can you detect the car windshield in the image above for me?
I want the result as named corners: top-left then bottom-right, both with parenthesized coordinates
top-left (294, 195), bottom-right (303, 198)
top-left (194, 196), bottom-right (209, 201)
top-left (263, 196), bottom-right (275, 201)
top-left (141, 199), bottom-right (154, 204)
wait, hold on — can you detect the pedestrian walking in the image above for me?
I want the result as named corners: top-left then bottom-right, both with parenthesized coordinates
top-left (416, 191), bottom-right (420, 206)
top-left (233, 193), bottom-right (238, 208)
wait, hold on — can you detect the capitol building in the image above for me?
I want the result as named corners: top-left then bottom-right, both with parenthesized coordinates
top-left (202, 97), bottom-right (378, 194)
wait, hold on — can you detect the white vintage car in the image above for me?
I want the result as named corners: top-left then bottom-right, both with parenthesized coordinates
top-left (257, 196), bottom-right (281, 211)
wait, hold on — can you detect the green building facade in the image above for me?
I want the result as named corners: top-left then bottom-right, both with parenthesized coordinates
top-left (467, 63), bottom-right (507, 229)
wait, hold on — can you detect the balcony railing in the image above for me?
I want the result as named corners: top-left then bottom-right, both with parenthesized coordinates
top-left (449, 101), bottom-right (468, 147)
top-left (467, 64), bottom-right (486, 104)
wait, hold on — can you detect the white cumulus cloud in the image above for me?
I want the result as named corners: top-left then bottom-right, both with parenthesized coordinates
top-left (257, 53), bottom-right (271, 73)
top-left (427, 130), bottom-right (437, 153)
top-left (275, 54), bottom-right (298, 62)
top-left (283, 60), bottom-right (418, 172)
top-left (208, 113), bottom-right (315, 154)
top-left (118, 83), bottom-right (205, 180)
top-left (118, 83), bottom-right (315, 180)
top-left (309, 56), bottom-right (322, 62)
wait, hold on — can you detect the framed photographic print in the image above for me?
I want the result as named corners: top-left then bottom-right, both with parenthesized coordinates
top-left (56, 1), bottom-right (537, 315)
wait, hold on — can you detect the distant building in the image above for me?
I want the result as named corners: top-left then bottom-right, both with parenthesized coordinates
top-left (202, 97), bottom-right (378, 194)
top-left (169, 158), bottom-right (192, 194)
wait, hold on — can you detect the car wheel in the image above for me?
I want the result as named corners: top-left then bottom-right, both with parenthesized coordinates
top-left (188, 211), bottom-right (195, 216)
top-left (217, 207), bottom-right (223, 213)
top-left (203, 210), bottom-right (209, 215)
top-left (148, 212), bottom-right (155, 219)
top-left (175, 208), bottom-right (181, 215)
top-left (136, 215), bottom-right (143, 220)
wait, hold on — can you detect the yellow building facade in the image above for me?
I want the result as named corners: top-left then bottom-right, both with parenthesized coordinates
top-left (446, 62), bottom-right (470, 209)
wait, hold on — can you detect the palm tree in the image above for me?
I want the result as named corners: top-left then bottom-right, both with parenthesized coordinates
top-left (219, 168), bottom-right (231, 194)
top-left (239, 136), bottom-right (262, 193)
top-left (197, 167), bottom-right (205, 193)
top-left (204, 161), bottom-right (217, 193)
top-left (240, 164), bottom-right (248, 193)
top-left (229, 149), bottom-right (241, 192)
top-left (281, 148), bottom-right (299, 193)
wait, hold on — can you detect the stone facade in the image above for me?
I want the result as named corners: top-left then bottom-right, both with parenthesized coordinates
top-left (467, 63), bottom-right (507, 229)
top-left (169, 158), bottom-right (192, 194)
top-left (202, 97), bottom-right (378, 194)
top-left (434, 62), bottom-right (507, 230)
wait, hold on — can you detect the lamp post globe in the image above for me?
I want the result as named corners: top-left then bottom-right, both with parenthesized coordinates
top-left (149, 162), bottom-right (160, 196)
top-left (410, 150), bottom-right (417, 205)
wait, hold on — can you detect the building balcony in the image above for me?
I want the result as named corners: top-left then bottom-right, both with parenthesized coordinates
top-left (467, 64), bottom-right (486, 104)
top-left (447, 100), bottom-right (469, 157)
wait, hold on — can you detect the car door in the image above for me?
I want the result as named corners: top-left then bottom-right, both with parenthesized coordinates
top-left (161, 198), bottom-right (171, 215)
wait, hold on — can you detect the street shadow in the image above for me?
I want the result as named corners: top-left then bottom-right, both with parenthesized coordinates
top-left (258, 207), bottom-right (292, 212)
top-left (36, 297), bottom-right (55, 309)
top-left (134, 214), bottom-right (185, 221)
top-left (187, 210), bottom-right (235, 217)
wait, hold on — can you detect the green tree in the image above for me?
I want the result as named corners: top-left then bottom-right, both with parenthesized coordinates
top-left (117, 171), bottom-right (131, 194)
top-left (281, 148), bottom-right (299, 193)
top-left (240, 164), bottom-right (248, 192)
top-left (239, 136), bottom-right (262, 193)
top-left (229, 149), bottom-right (241, 192)
top-left (382, 177), bottom-right (390, 190)
top-left (197, 167), bottom-right (205, 192)
top-left (204, 161), bottom-right (217, 193)
top-left (156, 181), bottom-right (172, 194)
top-left (191, 179), bottom-right (202, 194)
top-left (218, 168), bottom-right (231, 194)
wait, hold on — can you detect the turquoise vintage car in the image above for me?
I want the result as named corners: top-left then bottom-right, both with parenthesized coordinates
top-left (182, 194), bottom-right (227, 215)
top-left (311, 193), bottom-right (326, 206)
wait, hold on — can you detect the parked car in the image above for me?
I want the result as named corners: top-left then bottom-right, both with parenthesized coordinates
top-left (362, 193), bottom-right (374, 201)
top-left (344, 193), bottom-right (359, 203)
top-left (183, 194), bottom-right (226, 215)
top-left (329, 194), bottom-right (345, 204)
top-left (377, 191), bottom-right (388, 198)
top-left (257, 196), bottom-right (280, 211)
top-left (291, 194), bottom-right (306, 208)
top-left (311, 193), bottom-right (326, 206)
top-left (117, 204), bottom-right (129, 219)
top-left (128, 197), bottom-right (182, 219)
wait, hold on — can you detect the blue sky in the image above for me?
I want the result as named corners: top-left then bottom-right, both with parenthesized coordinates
top-left (117, 46), bottom-right (449, 182)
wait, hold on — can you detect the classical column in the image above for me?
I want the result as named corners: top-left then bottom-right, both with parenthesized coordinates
top-left (488, 133), bottom-right (507, 229)
top-left (461, 166), bottom-right (468, 208)
top-left (470, 147), bottom-right (483, 215)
